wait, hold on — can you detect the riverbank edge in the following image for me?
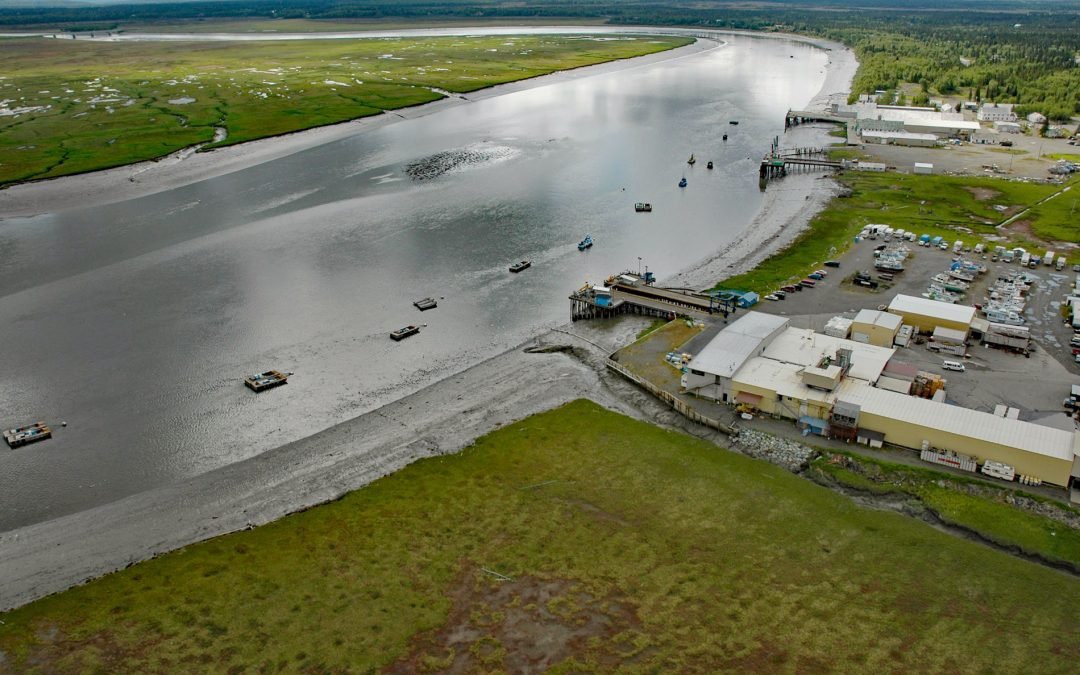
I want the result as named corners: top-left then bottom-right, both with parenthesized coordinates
top-left (0, 30), bottom-right (857, 612)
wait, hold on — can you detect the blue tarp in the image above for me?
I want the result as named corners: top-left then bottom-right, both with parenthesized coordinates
top-left (798, 416), bottom-right (829, 435)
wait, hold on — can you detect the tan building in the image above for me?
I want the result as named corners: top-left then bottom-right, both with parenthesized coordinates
top-left (851, 309), bottom-right (903, 347)
top-left (838, 386), bottom-right (1077, 487)
top-left (887, 294), bottom-right (974, 335)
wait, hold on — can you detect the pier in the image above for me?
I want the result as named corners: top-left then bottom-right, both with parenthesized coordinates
top-left (569, 272), bottom-right (737, 322)
top-left (758, 136), bottom-right (843, 185)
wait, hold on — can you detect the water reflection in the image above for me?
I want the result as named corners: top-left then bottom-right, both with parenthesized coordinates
top-left (0, 34), bottom-right (826, 530)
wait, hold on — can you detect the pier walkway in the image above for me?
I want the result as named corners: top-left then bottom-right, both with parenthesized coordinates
top-left (569, 273), bottom-right (735, 322)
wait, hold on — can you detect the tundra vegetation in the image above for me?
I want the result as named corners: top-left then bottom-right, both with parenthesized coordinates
top-left (1, 400), bottom-right (1077, 671)
top-left (0, 34), bottom-right (689, 184)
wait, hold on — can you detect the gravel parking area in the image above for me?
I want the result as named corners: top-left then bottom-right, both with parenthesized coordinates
top-left (856, 134), bottom-right (1078, 180)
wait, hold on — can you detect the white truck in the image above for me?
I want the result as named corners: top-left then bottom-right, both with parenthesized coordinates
top-left (1057, 256), bottom-right (1066, 271)
top-left (1020, 251), bottom-right (1031, 267)
top-left (1045, 250), bottom-right (1055, 266)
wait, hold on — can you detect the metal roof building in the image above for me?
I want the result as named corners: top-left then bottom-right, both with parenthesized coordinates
top-left (761, 328), bottom-right (895, 383)
top-left (680, 312), bottom-right (789, 401)
top-left (839, 385), bottom-right (1076, 486)
top-left (851, 309), bottom-right (903, 347)
top-left (887, 294), bottom-right (975, 334)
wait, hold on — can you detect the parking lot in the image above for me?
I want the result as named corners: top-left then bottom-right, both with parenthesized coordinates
top-left (752, 235), bottom-right (1080, 427)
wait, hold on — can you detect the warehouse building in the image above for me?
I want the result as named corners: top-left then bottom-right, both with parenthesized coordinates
top-left (680, 312), bottom-right (788, 402)
top-left (850, 309), bottom-right (903, 347)
top-left (837, 386), bottom-right (1077, 487)
top-left (887, 294), bottom-right (974, 335)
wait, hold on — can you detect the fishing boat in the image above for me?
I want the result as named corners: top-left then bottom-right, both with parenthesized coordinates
top-left (687, 154), bottom-right (696, 165)
top-left (509, 260), bottom-right (532, 273)
top-left (4, 421), bottom-right (51, 448)
top-left (706, 161), bottom-right (714, 170)
top-left (391, 325), bottom-right (421, 341)
top-left (634, 202), bottom-right (652, 212)
top-left (413, 297), bottom-right (438, 311)
top-left (578, 234), bottom-right (593, 250)
top-left (678, 177), bottom-right (687, 188)
top-left (722, 134), bottom-right (728, 141)
top-left (729, 120), bottom-right (739, 125)
top-left (244, 369), bottom-right (290, 392)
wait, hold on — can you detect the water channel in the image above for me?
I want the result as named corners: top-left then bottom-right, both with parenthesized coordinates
top-left (0, 30), bottom-right (828, 531)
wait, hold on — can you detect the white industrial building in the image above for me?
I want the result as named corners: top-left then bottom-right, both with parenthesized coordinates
top-left (680, 312), bottom-right (788, 402)
top-left (844, 103), bottom-right (981, 140)
top-left (996, 121), bottom-right (1022, 134)
top-left (978, 103), bottom-right (1017, 122)
top-left (861, 130), bottom-right (939, 147)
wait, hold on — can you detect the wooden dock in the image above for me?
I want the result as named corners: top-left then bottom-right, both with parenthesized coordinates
top-left (759, 136), bottom-right (843, 185)
top-left (569, 273), bottom-right (736, 322)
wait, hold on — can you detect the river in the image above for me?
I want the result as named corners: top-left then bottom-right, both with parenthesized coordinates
top-left (0, 30), bottom-right (828, 531)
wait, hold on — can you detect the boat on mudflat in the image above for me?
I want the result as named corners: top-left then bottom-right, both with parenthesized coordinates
top-left (4, 421), bottom-right (51, 448)
top-left (634, 202), bottom-right (652, 212)
top-left (578, 234), bottom-right (594, 250)
top-left (244, 369), bottom-right (290, 392)
top-left (509, 260), bottom-right (532, 273)
top-left (413, 297), bottom-right (438, 311)
top-left (687, 154), bottom-right (696, 165)
top-left (391, 325), bottom-right (421, 341)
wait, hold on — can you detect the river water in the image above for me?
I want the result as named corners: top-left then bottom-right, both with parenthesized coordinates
top-left (0, 32), bottom-right (827, 531)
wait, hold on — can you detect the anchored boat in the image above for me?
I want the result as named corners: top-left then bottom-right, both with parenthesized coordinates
top-left (509, 260), bottom-right (532, 273)
top-left (678, 177), bottom-right (687, 188)
top-left (4, 421), bottom-right (51, 448)
top-left (687, 154), bottom-right (696, 165)
top-left (244, 369), bottom-right (290, 392)
top-left (413, 297), bottom-right (438, 311)
top-left (723, 134), bottom-right (728, 141)
top-left (578, 234), bottom-right (593, 250)
top-left (707, 161), bottom-right (714, 170)
top-left (634, 202), bottom-right (652, 212)
top-left (391, 325), bottom-right (421, 341)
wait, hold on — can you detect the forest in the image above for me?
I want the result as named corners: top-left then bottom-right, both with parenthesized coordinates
top-left (1, 1), bottom-right (1078, 118)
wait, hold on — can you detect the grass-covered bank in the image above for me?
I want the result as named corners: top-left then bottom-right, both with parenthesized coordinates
top-left (2, 400), bottom-right (1077, 671)
top-left (714, 170), bottom-right (1078, 295)
top-left (0, 34), bottom-right (690, 185)
top-left (810, 451), bottom-right (1080, 570)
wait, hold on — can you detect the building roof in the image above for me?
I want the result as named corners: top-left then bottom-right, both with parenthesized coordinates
top-left (888, 294), bottom-right (976, 325)
top-left (690, 312), bottom-right (789, 379)
top-left (980, 103), bottom-right (1014, 112)
top-left (761, 327), bottom-right (895, 383)
top-left (861, 130), bottom-right (939, 142)
top-left (839, 385), bottom-right (1075, 462)
top-left (853, 309), bottom-right (902, 331)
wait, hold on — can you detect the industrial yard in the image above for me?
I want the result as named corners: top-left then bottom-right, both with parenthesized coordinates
top-left (605, 226), bottom-right (1080, 501)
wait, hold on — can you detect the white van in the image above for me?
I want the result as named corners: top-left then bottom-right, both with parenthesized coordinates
top-left (942, 360), bottom-right (965, 372)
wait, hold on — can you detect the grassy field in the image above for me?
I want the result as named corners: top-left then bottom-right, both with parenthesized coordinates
top-left (0, 33), bottom-right (689, 184)
top-left (714, 170), bottom-right (1077, 294)
top-left (1, 400), bottom-right (1078, 672)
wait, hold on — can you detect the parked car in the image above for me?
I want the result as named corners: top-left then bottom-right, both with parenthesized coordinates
top-left (808, 272), bottom-right (824, 280)
top-left (814, 269), bottom-right (828, 277)
top-left (782, 284), bottom-right (799, 293)
top-left (764, 294), bottom-right (780, 301)
top-left (874, 244), bottom-right (887, 251)
top-left (824, 260), bottom-right (841, 268)
top-left (800, 279), bottom-right (817, 288)
top-left (773, 290), bottom-right (787, 299)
